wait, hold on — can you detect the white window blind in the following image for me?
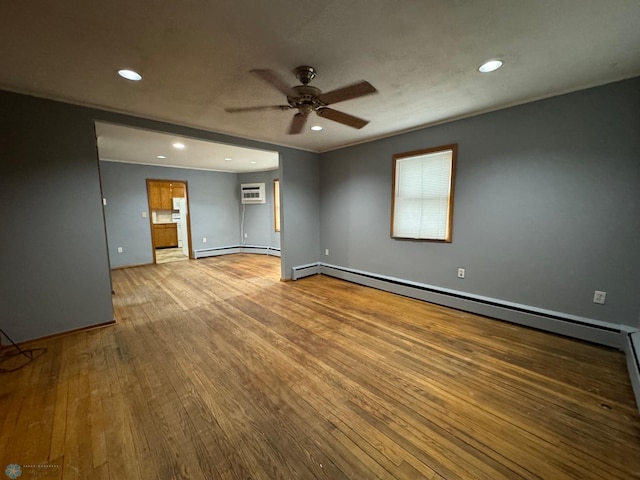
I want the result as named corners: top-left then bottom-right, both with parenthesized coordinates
top-left (392, 146), bottom-right (455, 241)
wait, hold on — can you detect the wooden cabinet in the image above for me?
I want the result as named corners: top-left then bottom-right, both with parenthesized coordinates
top-left (148, 181), bottom-right (186, 209)
top-left (148, 181), bottom-right (172, 210)
top-left (153, 223), bottom-right (178, 248)
top-left (171, 183), bottom-right (185, 198)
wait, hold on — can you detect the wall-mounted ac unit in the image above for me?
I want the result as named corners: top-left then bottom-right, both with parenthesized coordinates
top-left (241, 183), bottom-right (266, 204)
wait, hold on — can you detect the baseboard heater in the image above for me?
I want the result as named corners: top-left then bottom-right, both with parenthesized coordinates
top-left (625, 331), bottom-right (640, 415)
top-left (292, 262), bottom-right (628, 349)
top-left (291, 262), bottom-right (321, 280)
top-left (194, 245), bottom-right (281, 259)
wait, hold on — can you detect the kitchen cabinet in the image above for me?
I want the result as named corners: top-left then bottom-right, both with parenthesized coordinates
top-left (148, 181), bottom-right (186, 209)
top-left (148, 181), bottom-right (172, 210)
top-left (153, 223), bottom-right (178, 248)
top-left (171, 183), bottom-right (185, 198)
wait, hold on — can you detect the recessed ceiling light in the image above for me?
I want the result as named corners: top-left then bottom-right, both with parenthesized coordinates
top-left (250, 161), bottom-right (257, 164)
top-left (224, 157), bottom-right (233, 161)
top-left (172, 142), bottom-right (186, 149)
top-left (311, 125), bottom-right (323, 131)
top-left (478, 60), bottom-right (503, 73)
top-left (156, 155), bottom-right (166, 159)
top-left (118, 69), bottom-right (142, 81)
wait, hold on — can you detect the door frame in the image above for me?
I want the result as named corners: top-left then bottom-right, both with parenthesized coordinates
top-left (146, 178), bottom-right (194, 264)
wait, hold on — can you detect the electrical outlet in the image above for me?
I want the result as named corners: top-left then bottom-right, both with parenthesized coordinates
top-left (202, 237), bottom-right (207, 243)
top-left (325, 249), bottom-right (329, 256)
top-left (141, 211), bottom-right (147, 218)
top-left (117, 246), bottom-right (123, 253)
top-left (457, 268), bottom-right (465, 279)
top-left (593, 290), bottom-right (606, 305)
top-left (244, 233), bottom-right (248, 238)
top-left (102, 198), bottom-right (107, 206)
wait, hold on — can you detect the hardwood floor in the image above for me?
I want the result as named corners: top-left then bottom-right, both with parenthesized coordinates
top-left (1, 254), bottom-right (639, 479)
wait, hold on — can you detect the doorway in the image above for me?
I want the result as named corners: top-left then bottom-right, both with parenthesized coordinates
top-left (147, 179), bottom-right (193, 264)
top-left (95, 121), bottom-right (281, 275)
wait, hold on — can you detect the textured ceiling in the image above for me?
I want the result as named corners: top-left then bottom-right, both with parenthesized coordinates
top-left (1, 0), bottom-right (639, 157)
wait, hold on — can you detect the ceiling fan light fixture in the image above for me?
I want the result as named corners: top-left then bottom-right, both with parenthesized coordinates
top-left (478, 60), bottom-right (503, 73)
top-left (311, 125), bottom-right (323, 131)
top-left (173, 142), bottom-right (186, 149)
top-left (118, 69), bottom-right (142, 81)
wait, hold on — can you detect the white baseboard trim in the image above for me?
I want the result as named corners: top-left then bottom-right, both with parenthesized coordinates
top-left (287, 262), bottom-right (625, 348)
top-left (623, 331), bottom-right (640, 415)
top-left (194, 245), bottom-right (280, 259)
top-left (291, 262), bottom-right (321, 280)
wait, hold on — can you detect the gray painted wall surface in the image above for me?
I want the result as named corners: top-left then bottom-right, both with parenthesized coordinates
top-left (100, 161), bottom-right (240, 268)
top-left (0, 89), bottom-right (319, 340)
top-left (238, 170), bottom-right (281, 249)
top-left (319, 78), bottom-right (640, 327)
top-left (280, 150), bottom-right (321, 280)
top-left (0, 92), bottom-right (114, 342)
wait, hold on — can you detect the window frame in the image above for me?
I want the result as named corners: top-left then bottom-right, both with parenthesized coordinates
top-left (273, 178), bottom-right (281, 232)
top-left (390, 144), bottom-right (457, 242)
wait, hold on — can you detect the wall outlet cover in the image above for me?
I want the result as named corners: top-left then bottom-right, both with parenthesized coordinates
top-left (593, 290), bottom-right (607, 304)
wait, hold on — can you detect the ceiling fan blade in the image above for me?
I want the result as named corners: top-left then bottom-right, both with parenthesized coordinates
top-left (316, 108), bottom-right (369, 129)
top-left (288, 113), bottom-right (308, 134)
top-left (318, 81), bottom-right (377, 105)
top-left (250, 69), bottom-right (293, 96)
top-left (225, 105), bottom-right (291, 113)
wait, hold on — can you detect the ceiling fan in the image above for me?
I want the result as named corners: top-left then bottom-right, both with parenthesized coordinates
top-left (225, 66), bottom-right (377, 134)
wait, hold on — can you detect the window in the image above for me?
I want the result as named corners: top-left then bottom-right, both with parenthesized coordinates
top-left (391, 144), bottom-right (457, 242)
top-left (273, 179), bottom-right (281, 232)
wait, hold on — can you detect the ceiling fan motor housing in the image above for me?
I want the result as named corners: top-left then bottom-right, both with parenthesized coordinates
top-left (287, 84), bottom-right (323, 115)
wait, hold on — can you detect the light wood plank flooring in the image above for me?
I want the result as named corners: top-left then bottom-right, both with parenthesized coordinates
top-left (1, 254), bottom-right (639, 479)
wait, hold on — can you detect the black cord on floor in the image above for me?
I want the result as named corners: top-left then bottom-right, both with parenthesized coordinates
top-left (0, 327), bottom-right (47, 373)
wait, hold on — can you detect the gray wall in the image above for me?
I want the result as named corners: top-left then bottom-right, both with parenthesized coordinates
top-left (319, 78), bottom-right (640, 327)
top-left (280, 150), bottom-right (321, 279)
top-left (0, 92), bottom-right (114, 342)
top-left (100, 161), bottom-right (240, 268)
top-left (0, 89), bottom-right (320, 341)
top-left (238, 170), bottom-right (281, 249)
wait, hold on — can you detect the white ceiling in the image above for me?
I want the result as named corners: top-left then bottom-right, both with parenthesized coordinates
top-left (96, 122), bottom-right (279, 173)
top-left (2, 0), bottom-right (639, 160)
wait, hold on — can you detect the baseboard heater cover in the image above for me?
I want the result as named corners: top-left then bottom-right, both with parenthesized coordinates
top-left (194, 245), bottom-right (281, 259)
top-left (312, 263), bottom-right (624, 349)
top-left (625, 331), bottom-right (640, 415)
top-left (291, 262), bottom-right (321, 280)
